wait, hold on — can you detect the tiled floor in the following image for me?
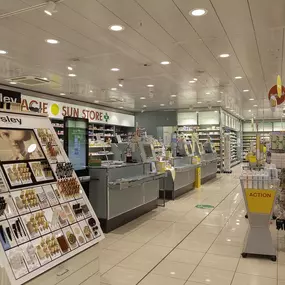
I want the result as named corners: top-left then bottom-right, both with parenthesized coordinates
top-left (98, 166), bottom-right (284, 285)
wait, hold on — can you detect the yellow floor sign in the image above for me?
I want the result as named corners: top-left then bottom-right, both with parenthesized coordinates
top-left (245, 189), bottom-right (276, 214)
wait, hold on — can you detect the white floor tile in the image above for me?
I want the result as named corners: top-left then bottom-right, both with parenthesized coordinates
top-left (107, 240), bottom-right (143, 253)
top-left (208, 242), bottom-right (243, 258)
top-left (178, 233), bottom-right (216, 252)
top-left (100, 263), bottom-right (113, 274)
top-left (200, 253), bottom-right (239, 271)
top-left (138, 273), bottom-right (186, 285)
top-left (201, 214), bottom-right (229, 227)
top-left (166, 248), bottom-right (204, 265)
top-left (100, 249), bottom-right (130, 266)
top-left (237, 258), bottom-right (277, 279)
top-left (152, 260), bottom-right (196, 280)
top-left (191, 225), bottom-right (223, 235)
top-left (278, 264), bottom-right (285, 280)
top-left (231, 273), bottom-right (277, 285)
top-left (118, 245), bottom-right (171, 272)
top-left (188, 266), bottom-right (234, 285)
top-left (101, 266), bottom-right (147, 285)
top-left (148, 228), bottom-right (188, 247)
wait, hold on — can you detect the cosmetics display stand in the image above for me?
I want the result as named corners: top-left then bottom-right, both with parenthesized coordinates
top-left (240, 173), bottom-right (279, 261)
top-left (0, 110), bottom-right (104, 285)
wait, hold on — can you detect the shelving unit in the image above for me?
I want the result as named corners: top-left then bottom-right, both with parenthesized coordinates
top-left (242, 131), bottom-right (270, 162)
top-left (177, 124), bottom-right (221, 172)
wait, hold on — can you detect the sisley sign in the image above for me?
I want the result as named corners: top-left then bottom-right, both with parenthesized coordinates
top-left (21, 95), bottom-right (134, 127)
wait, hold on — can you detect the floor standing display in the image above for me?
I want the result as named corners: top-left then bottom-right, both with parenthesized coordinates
top-left (0, 110), bottom-right (104, 285)
top-left (240, 171), bottom-right (278, 261)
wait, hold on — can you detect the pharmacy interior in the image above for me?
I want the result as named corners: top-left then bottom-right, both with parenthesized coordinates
top-left (1, 0), bottom-right (285, 283)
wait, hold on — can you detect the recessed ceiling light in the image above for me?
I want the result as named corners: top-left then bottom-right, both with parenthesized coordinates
top-left (190, 8), bottom-right (207, 16)
top-left (46, 39), bottom-right (59, 44)
top-left (220, 91), bottom-right (223, 94)
top-left (44, 1), bottom-right (56, 16)
top-left (197, 101), bottom-right (202, 104)
top-left (9, 81), bottom-right (17, 85)
top-left (248, 110), bottom-right (251, 112)
top-left (217, 100), bottom-right (221, 102)
top-left (214, 110), bottom-right (218, 113)
top-left (226, 106), bottom-right (230, 109)
top-left (94, 100), bottom-right (99, 103)
top-left (143, 105), bottom-right (147, 108)
top-left (193, 78), bottom-right (198, 81)
top-left (219, 53), bottom-right (230, 58)
top-left (68, 73), bottom-right (76, 77)
top-left (109, 25), bottom-right (124, 31)
top-left (170, 94), bottom-right (177, 98)
top-left (67, 66), bottom-right (73, 71)
top-left (90, 90), bottom-right (93, 93)
top-left (119, 106), bottom-right (124, 109)
top-left (243, 89), bottom-right (249, 92)
top-left (42, 77), bottom-right (48, 80)
top-left (206, 92), bottom-right (210, 95)
top-left (235, 76), bottom-right (242, 79)
top-left (111, 68), bottom-right (120, 71)
top-left (189, 80), bottom-right (195, 83)
top-left (111, 88), bottom-right (117, 91)
top-left (140, 97), bottom-right (146, 100)
top-left (253, 104), bottom-right (258, 107)
top-left (196, 111), bottom-right (199, 113)
top-left (160, 103), bottom-right (165, 106)
top-left (160, 61), bottom-right (170, 65)
top-left (0, 50), bottom-right (7, 54)
top-left (249, 98), bottom-right (254, 101)
top-left (60, 92), bottom-right (65, 95)
top-left (147, 84), bottom-right (154, 87)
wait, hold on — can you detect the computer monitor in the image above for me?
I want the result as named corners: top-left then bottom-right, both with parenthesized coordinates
top-left (139, 142), bottom-right (157, 162)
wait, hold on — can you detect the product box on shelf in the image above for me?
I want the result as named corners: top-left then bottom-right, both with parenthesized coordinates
top-left (0, 110), bottom-right (104, 285)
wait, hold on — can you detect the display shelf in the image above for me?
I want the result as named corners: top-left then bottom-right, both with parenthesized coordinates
top-left (0, 111), bottom-right (104, 285)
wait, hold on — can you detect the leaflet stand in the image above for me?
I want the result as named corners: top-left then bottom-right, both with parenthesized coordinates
top-left (240, 176), bottom-right (279, 261)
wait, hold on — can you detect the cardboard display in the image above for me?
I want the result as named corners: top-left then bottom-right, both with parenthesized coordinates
top-left (0, 111), bottom-right (104, 285)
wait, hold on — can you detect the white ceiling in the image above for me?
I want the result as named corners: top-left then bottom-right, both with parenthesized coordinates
top-left (0, 0), bottom-right (284, 119)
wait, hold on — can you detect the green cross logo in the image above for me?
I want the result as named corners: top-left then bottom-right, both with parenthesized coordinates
top-left (104, 112), bottom-right (110, 122)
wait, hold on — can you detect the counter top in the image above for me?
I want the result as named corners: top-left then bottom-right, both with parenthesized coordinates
top-left (89, 162), bottom-right (145, 169)
top-left (109, 172), bottom-right (166, 185)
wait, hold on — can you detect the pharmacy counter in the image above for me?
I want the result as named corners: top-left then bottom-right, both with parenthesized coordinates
top-left (89, 162), bottom-right (165, 232)
top-left (201, 153), bottom-right (218, 184)
top-left (163, 157), bottom-right (200, 200)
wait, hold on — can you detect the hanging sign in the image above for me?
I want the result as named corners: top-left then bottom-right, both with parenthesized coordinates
top-left (268, 85), bottom-right (285, 110)
top-left (277, 75), bottom-right (282, 98)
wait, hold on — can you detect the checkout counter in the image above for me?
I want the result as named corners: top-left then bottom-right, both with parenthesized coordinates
top-left (88, 142), bottom-right (165, 233)
top-left (163, 135), bottom-right (218, 200)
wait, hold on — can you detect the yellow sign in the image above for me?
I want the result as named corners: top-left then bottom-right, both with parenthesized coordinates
top-left (195, 167), bottom-right (201, 188)
top-left (245, 189), bottom-right (276, 214)
top-left (277, 75), bottom-right (282, 98)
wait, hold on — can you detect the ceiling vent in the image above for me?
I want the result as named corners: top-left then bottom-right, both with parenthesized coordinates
top-left (103, 97), bottom-right (124, 103)
top-left (7, 76), bottom-right (50, 86)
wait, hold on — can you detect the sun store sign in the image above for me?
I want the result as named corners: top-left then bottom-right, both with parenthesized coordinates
top-left (20, 95), bottom-right (134, 126)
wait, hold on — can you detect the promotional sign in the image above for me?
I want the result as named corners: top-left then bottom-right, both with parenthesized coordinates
top-left (20, 95), bottom-right (135, 127)
top-left (0, 89), bottom-right (21, 109)
top-left (268, 85), bottom-right (285, 107)
top-left (245, 189), bottom-right (276, 214)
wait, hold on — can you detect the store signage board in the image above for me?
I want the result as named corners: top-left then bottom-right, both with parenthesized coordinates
top-left (0, 110), bottom-right (104, 285)
top-left (20, 95), bottom-right (135, 127)
top-left (198, 111), bottom-right (219, 125)
top-left (177, 112), bottom-right (197, 125)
